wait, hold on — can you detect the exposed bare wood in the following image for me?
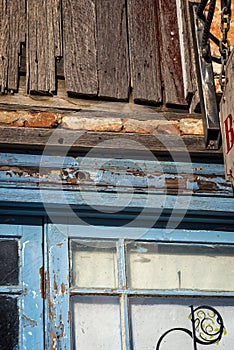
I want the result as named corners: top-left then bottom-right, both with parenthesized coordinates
top-left (26, 0), bottom-right (38, 92)
top-left (62, 0), bottom-right (98, 96)
top-left (51, 0), bottom-right (63, 58)
top-left (0, 0), bottom-right (24, 93)
top-left (127, 0), bottom-right (162, 104)
top-left (7, 1), bottom-right (20, 91)
top-left (96, 0), bottom-right (129, 100)
top-left (0, 0), bottom-right (8, 93)
top-left (176, 0), bottom-right (195, 99)
top-left (26, 0), bottom-right (62, 94)
top-left (157, 0), bottom-right (187, 106)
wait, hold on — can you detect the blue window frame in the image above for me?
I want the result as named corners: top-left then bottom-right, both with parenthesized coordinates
top-left (0, 217), bottom-right (44, 350)
top-left (47, 223), bottom-right (234, 350)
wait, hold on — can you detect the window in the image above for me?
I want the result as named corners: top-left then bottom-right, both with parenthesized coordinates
top-left (0, 218), bottom-right (233, 349)
top-left (48, 224), bottom-right (234, 350)
top-left (0, 218), bottom-right (43, 350)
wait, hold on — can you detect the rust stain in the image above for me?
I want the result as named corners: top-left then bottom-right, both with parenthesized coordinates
top-left (22, 314), bottom-right (38, 327)
top-left (50, 330), bottom-right (57, 350)
top-left (61, 283), bottom-right (66, 297)
top-left (49, 300), bottom-right (56, 321)
top-left (0, 165), bottom-right (40, 176)
top-left (39, 267), bottom-right (46, 299)
top-left (68, 311), bottom-right (71, 324)
top-left (49, 311), bottom-right (55, 322)
top-left (59, 319), bottom-right (65, 338)
top-left (54, 275), bottom-right (58, 294)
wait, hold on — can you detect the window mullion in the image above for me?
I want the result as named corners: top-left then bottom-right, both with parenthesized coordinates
top-left (117, 239), bottom-right (127, 289)
top-left (117, 239), bottom-right (131, 350)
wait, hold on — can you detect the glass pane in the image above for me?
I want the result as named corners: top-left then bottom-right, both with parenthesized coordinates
top-left (0, 240), bottom-right (19, 286)
top-left (129, 297), bottom-right (234, 350)
top-left (70, 240), bottom-right (118, 288)
top-left (127, 243), bottom-right (234, 291)
top-left (0, 296), bottom-right (19, 350)
top-left (72, 296), bottom-right (121, 350)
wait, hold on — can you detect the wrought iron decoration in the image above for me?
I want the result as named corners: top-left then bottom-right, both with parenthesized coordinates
top-left (156, 305), bottom-right (225, 349)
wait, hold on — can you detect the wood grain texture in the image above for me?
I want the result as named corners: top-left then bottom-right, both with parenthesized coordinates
top-left (0, 0), bottom-right (8, 93)
top-left (0, 127), bottom-right (222, 158)
top-left (127, 0), bottom-right (162, 104)
top-left (177, 0), bottom-right (199, 108)
top-left (26, 0), bottom-right (62, 94)
top-left (0, 0), bottom-right (25, 93)
top-left (96, 0), bottom-right (129, 100)
top-left (62, 0), bottom-right (98, 96)
top-left (157, 0), bottom-right (187, 106)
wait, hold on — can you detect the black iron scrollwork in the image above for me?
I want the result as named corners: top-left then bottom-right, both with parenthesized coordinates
top-left (191, 305), bottom-right (224, 346)
top-left (156, 305), bottom-right (225, 350)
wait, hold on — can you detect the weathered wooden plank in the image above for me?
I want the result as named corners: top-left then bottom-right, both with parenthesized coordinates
top-left (26, 0), bottom-right (62, 94)
top-left (0, 0), bottom-right (8, 93)
top-left (95, 0), bottom-right (129, 100)
top-left (127, 0), bottom-right (162, 104)
top-left (46, 0), bottom-right (63, 90)
top-left (0, 127), bottom-right (222, 157)
top-left (176, 0), bottom-right (198, 101)
top-left (26, 0), bottom-right (38, 92)
top-left (0, 0), bottom-right (25, 93)
top-left (0, 152), bottom-right (231, 195)
top-left (50, 0), bottom-right (63, 59)
top-left (157, 0), bottom-right (187, 106)
top-left (7, 0), bottom-right (21, 92)
top-left (0, 163), bottom-right (231, 196)
top-left (62, 0), bottom-right (98, 96)
top-left (19, 0), bottom-right (26, 44)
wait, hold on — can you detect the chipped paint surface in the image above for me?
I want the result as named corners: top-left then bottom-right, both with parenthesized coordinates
top-left (0, 152), bottom-right (232, 195)
top-left (22, 314), bottom-right (38, 328)
top-left (18, 222), bottom-right (44, 349)
top-left (46, 225), bottom-right (71, 349)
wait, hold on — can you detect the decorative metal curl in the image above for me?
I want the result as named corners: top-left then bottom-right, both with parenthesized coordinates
top-left (191, 305), bottom-right (225, 346)
top-left (155, 305), bottom-right (225, 350)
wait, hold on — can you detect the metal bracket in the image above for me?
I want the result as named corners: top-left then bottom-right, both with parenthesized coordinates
top-left (192, 5), bottom-right (221, 150)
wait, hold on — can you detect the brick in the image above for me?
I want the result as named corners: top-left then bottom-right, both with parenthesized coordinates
top-left (0, 111), bottom-right (19, 125)
top-left (123, 118), bottom-right (180, 134)
top-left (23, 112), bottom-right (60, 128)
top-left (123, 118), bottom-right (156, 133)
top-left (62, 116), bottom-right (123, 132)
top-left (156, 122), bottom-right (180, 135)
top-left (0, 110), bottom-right (61, 128)
top-left (180, 118), bottom-right (204, 135)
